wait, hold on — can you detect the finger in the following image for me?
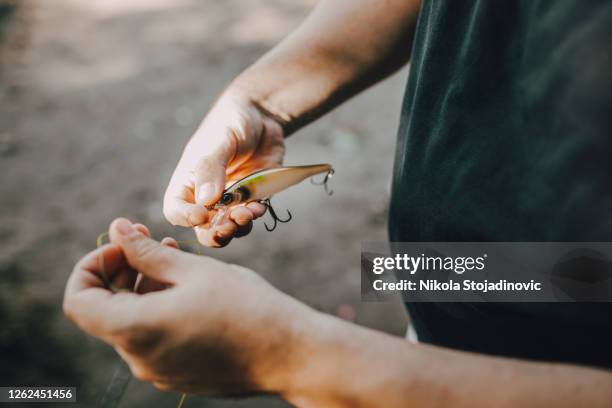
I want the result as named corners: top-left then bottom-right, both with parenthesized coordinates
top-left (193, 155), bottom-right (228, 207)
top-left (229, 206), bottom-right (254, 226)
top-left (64, 245), bottom-right (141, 339)
top-left (89, 239), bottom-right (138, 291)
top-left (229, 206), bottom-right (254, 238)
top-left (161, 237), bottom-right (179, 248)
top-left (133, 234), bottom-right (179, 293)
top-left (66, 290), bottom-right (141, 342)
top-left (194, 220), bottom-right (238, 248)
top-left (127, 224), bottom-right (151, 292)
top-left (110, 266), bottom-right (138, 290)
top-left (108, 218), bottom-right (185, 284)
top-left (135, 276), bottom-right (166, 294)
top-left (133, 223), bottom-right (150, 237)
top-left (163, 192), bottom-right (209, 227)
top-left (127, 224), bottom-right (157, 291)
top-left (135, 235), bottom-right (179, 293)
top-left (234, 222), bottom-right (253, 238)
top-left (66, 244), bottom-right (123, 295)
top-left (194, 205), bottom-right (260, 246)
top-left (246, 201), bottom-right (267, 219)
top-left (72, 241), bottom-right (138, 292)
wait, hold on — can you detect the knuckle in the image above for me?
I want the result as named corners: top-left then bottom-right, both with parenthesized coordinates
top-left (135, 242), bottom-right (165, 263)
top-left (232, 209), bottom-right (253, 225)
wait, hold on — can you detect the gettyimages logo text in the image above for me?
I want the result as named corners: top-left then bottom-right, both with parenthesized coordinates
top-left (371, 253), bottom-right (488, 275)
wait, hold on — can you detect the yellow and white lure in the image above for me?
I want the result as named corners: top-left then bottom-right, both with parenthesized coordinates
top-left (209, 164), bottom-right (334, 230)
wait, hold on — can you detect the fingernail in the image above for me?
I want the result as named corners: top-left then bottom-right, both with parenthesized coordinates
top-left (197, 182), bottom-right (217, 203)
top-left (116, 219), bottom-right (135, 236)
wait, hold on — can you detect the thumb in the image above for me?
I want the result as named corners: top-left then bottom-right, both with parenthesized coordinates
top-left (109, 218), bottom-right (183, 284)
top-left (194, 155), bottom-right (228, 207)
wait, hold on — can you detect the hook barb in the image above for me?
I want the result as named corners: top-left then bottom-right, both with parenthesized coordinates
top-left (261, 198), bottom-right (292, 231)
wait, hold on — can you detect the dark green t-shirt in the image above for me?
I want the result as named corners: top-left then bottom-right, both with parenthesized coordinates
top-left (389, 0), bottom-right (612, 368)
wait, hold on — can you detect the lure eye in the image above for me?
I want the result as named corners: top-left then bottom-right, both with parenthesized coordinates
top-left (219, 193), bottom-right (233, 206)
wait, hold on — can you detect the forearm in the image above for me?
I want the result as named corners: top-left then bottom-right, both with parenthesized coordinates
top-left (283, 311), bottom-right (612, 407)
top-left (227, 0), bottom-right (421, 134)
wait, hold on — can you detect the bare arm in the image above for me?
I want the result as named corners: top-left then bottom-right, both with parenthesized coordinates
top-left (64, 220), bottom-right (612, 407)
top-left (163, 0), bottom-right (421, 244)
top-left (231, 0), bottom-right (422, 133)
top-left (286, 313), bottom-right (612, 407)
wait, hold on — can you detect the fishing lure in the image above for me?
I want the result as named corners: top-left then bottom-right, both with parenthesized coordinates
top-left (209, 164), bottom-right (334, 230)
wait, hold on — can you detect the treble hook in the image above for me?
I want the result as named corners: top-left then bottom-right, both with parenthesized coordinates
top-left (260, 198), bottom-right (292, 231)
top-left (310, 168), bottom-right (335, 196)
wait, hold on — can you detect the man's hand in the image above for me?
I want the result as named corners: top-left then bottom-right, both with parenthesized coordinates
top-left (63, 218), bottom-right (311, 395)
top-left (64, 219), bottom-right (612, 406)
top-left (163, 0), bottom-right (423, 248)
top-left (163, 92), bottom-right (285, 247)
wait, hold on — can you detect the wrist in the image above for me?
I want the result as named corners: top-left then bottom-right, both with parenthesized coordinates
top-left (276, 310), bottom-right (356, 408)
top-left (195, 85), bottom-right (287, 148)
top-left (249, 298), bottom-right (320, 397)
top-left (225, 78), bottom-right (297, 136)
top-left (277, 311), bottom-right (412, 408)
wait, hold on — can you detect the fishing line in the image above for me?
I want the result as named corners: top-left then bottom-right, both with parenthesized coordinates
top-left (96, 232), bottom-right (194, 408)
top-left (176, 393), bottom-right (187, 408)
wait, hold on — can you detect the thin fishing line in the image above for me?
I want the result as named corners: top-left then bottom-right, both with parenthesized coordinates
top-left (96, 232), bottom-right (113, 290)
top-left (96, 233), bottom-right (191, 408)
top-left (176, 393), bottom-right (187, 408)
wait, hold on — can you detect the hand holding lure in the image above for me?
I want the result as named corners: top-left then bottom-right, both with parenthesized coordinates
top-left (209, 164), bottom-right (334, 231)
top-left (93, 166), bottom-right (332, 407)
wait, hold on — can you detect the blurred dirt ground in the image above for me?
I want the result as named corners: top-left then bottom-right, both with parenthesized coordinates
top-left (0, 1), bottom-right (409, 406)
